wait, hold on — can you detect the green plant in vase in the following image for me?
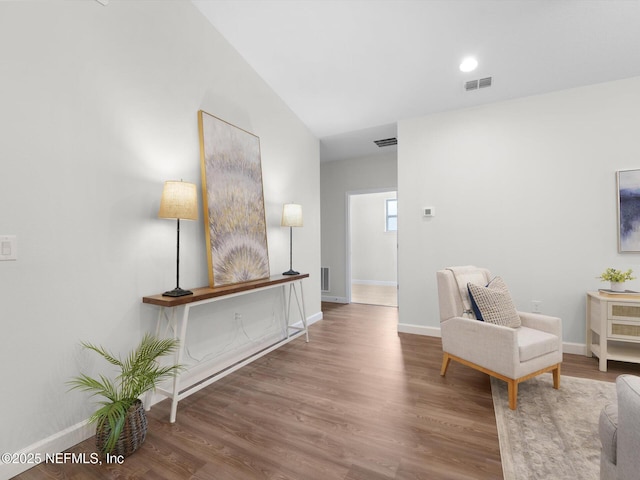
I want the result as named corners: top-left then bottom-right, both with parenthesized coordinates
top-left (68, 334), bottom-right (182, 456)
top-left (597, 268), bottom-right (636, 292)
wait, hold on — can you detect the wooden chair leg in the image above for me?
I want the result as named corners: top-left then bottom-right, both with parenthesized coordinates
top-left (440, 353), bottom-right (451, 376)
top-left (552, 364), bottom-right (561, 389)
top-left (508, 379), bottom-right (518, 410)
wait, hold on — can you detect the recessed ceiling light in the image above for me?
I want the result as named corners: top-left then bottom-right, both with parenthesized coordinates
top-left (459, 57), bottom-right (478, 73)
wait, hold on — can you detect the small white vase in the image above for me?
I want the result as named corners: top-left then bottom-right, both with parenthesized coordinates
top-left (610, 281), bottom-right (626, 292)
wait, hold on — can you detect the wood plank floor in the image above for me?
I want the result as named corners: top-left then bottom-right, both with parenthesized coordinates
top-left (351, 284), bottom-right (398, 307)
top-left (15, 303), bottom-right (640, 480)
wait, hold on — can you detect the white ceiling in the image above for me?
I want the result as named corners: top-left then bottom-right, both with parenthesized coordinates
top-left (192, 0), bottom-right (640, 161)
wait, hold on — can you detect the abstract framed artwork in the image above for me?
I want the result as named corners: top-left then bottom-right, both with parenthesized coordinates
top-left (617, 169), bottom-right (640, 253)
top-left (198, 110), bottom-right (270, 287)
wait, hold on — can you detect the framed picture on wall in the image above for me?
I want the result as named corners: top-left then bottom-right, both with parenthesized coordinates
top-left (617, 169), bottom-right (640, 252)
top-left (198, 110), bottom-right (270, 287)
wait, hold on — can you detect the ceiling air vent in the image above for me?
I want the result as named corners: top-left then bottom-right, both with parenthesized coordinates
top-left (374, 137), bottom-right (397, 147)
top-left (465, 79), bottom-right (479, 91)
top-left (464, 76), bottom-right (492, 91)
top-left (479, 77), bottom-right (492, 88)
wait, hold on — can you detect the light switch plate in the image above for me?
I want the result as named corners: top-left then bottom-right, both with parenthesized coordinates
top-left (0, 235), bottom-right (17, 261)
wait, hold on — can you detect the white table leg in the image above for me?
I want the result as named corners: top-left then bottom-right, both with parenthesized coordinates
top-left (170, 304), bottom-right (190, 423)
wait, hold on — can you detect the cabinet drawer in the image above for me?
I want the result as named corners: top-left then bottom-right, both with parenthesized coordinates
top-left (608, 320), bottom-right (640, 340)
top-left (608, 303), bottom-right (640, 322)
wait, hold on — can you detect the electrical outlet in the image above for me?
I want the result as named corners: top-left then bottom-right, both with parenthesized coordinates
top-left (532, 300), bottom-right (541, 313)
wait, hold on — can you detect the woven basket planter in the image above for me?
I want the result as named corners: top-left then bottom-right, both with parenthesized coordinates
top-left (95, 399), bottom-right (148, 457)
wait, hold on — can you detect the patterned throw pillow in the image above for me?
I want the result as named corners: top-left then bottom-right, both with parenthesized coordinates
top-left (467, 276), bottom-right (521, 328)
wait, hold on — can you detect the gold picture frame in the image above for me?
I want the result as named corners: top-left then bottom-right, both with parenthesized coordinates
top-left (198, 110), bottom-right (270, 287)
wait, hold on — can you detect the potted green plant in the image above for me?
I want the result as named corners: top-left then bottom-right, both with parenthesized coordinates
top-left (597, 268), bottom-right (636, 292)
top-left (68, 333), bottom-right (182, 457)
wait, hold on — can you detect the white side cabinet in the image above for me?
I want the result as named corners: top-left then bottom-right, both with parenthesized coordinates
top-left (586, 291), bottom-right (640, 371)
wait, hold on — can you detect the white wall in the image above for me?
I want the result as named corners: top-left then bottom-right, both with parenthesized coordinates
top-left (320, 153), bottom-right (397, 302)
top-left (350, 191), bottom-right (397, 284)
top-left (397, 76), bottom-right (640, 345)
top-left (0, 2), bottom-right (320, 476)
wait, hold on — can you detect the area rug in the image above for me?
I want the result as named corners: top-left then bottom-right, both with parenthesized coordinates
top-left (491, 374), bottom-right (616, 480)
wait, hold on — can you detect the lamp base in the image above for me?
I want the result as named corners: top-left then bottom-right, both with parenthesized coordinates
top-left (282, 269), bottom-right (300, 276)
top-left (162, 287), bottom-right (193, 297)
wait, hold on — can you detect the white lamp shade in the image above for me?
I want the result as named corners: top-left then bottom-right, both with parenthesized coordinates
top-left (281, 203), bottom-right (303, 227)
top-left (158, 181), bottom-right (198, 220)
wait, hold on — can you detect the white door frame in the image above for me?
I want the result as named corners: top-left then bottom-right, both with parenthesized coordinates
top-left (345, 187), bottom-right (398, 304)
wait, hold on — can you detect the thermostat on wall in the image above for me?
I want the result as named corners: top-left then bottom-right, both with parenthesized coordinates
top-left (423, 207), bottom-right (435, 217)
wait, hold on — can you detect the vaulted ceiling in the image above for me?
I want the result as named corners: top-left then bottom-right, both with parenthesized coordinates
top-left (192, 0), bottom-right (640, 161)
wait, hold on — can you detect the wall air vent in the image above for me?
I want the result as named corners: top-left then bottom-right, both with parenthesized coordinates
top-left (464, 76), bottom-right (492, 91)
top-left (374, 137), bottom-right (397, 147)
top-left (320, 267), bottom-right (330, 292)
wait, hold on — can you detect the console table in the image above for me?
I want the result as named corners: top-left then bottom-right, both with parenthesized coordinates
top-left (586, 291), bottom-right (640, 371)
top-left (142, 273), bottom-right (309, 422)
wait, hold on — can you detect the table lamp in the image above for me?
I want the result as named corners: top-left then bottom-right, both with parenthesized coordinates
top-left (281, 203), bottom-right (302, 275)
top-left (159, 180), bottom-right (198, 296)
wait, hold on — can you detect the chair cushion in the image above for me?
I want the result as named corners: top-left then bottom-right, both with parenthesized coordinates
top-left (517, 326), bottom-right (559, 361)
top-left (467, 276), bottom-right (521, 328)
top-left (599, 403), bottom-right (618, 464)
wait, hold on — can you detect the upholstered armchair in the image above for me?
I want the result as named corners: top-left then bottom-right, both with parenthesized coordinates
top-left (436, 266), bottom-right (562, 409)
top-left (599, 375), bottom-right (640, 480)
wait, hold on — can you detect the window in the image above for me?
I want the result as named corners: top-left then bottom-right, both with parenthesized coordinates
top-left (386, 198), bottom-right (397, 232)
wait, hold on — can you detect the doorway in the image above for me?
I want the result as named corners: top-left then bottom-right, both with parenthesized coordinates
top-left (347, 190), bottom-right (398, 307)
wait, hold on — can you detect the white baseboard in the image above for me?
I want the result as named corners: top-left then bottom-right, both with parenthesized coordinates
top-left (563, 342), bottom-right (587, 356)
top-left (397, 323), bottom-right (441, 337)
top-left (321, 296), bottom-right (349, 303)
top-left (352, 280), bottom-right (397, 287)
top-left (307, 311), bottom-right (323, 325)
top-left (294, 311), bottom-right (322, 328)
top-left (1, 420), bottom-right (95, 480)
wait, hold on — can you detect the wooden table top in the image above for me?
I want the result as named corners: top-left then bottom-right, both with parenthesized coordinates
top-left (142, 273), bottom-right (309, 307)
